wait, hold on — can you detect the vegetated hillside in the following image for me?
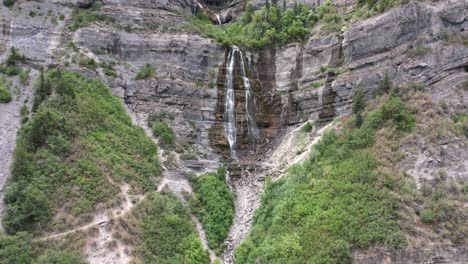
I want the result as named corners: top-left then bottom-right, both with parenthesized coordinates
top-left (236, 81), bottom-right (467, 263)
top-left (127, 191), bottom-right (211, 264)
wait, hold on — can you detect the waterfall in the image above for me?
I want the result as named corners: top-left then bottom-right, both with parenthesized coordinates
top-left (215, 14), bottom-right (222, 25)
top-left (239, 53), bottom-right (259, 143)
top-left (223, 47), bottom-right (237, 157)
top-left (223, 46), bottom-right (259, 157)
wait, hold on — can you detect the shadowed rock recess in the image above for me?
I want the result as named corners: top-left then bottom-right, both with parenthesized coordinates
top-left (0, 0), bottom-right (466, 263)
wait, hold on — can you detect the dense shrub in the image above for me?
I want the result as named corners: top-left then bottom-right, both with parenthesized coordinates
top-left (366, 96), bottom-right (415, 131)
top-left (35, 250), bottom-right (86, 264)
top-left (2, 0), bottom-right (16, 7)
top-left (0, 84), bottom-right (12, 103)
top-left (151, 120), bottom-right (175, 147)
top-left (190, 168), bottom-right (234, 249)
top-left (301, 121), bottom-right (313, 133)
top-left (3, 70), bottom-right (160, 234)
top-left (0, 232), bottom-right (33, 264)
top-left (187, 1), bottom-right (341, 49)
top-left (133, 192), bottom-right (210, 264)
top-left (135, 64), bottom-right (156, 80)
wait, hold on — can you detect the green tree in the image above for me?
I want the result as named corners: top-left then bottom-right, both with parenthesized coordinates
top-left (352, 88), bottom-right (365, 115)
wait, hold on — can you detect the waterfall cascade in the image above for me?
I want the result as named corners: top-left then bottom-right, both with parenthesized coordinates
top-left (223, 46), bottom-right (259, 158)
top-left (223, 47), bottom-right (238, 157)
top-left (215, 14), bottom-right (222, 24)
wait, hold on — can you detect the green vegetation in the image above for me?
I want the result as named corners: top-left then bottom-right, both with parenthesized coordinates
top-left (356, 0), bottom-right (400, 15)
top-left (442, 31), bottom-right (468, 46)
top-left (2, 0), bottom-right (16, 7)
top-left (78, 56), bottom-right (97, 70)
top-left (187, 0), bottom-right (341, 49)
top-left (100, 61), bottom-right (117, 77)
top-left (135, 64), bottom-right (156, 80)
top-left (133, 192), bottom-right (210, 264)
top-left (0, 83), bottom-right (12, 103)
top-left (301, 121), bottom-right (313, 133)
top-left (19, 68), bottom-right (30, 85)
top-left (302, 82), bottom-right (322, 90)
top-left (35, 250), bottom-right (86, 264)
top-left (235, 85), bottom-right (415, 263)
top-left (151, 120), bottom-right (175, 148)
top-left (0, 232), bottom-right (86, 264)
top-left (68, 3), bottom-right (114, 31)
top-left (451, 113), bottom-right (468, 138)
top-left (0, 232), bottom-right (32, 264)
top-left (3, 70), bottom-right (160, 234)
top-left (408, 45), bottom-right (431, 58)
top-left (352, 88), bottom-right (365, 127)
top-left (189, 167), bottom-right (234, 249)
top-left (0, 47), bottom-right (24, 76)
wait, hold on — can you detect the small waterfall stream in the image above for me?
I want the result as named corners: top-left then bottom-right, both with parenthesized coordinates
top-left (239, 53), bottom-right (259, 144)
top-left (223, 47), bottom-right (238, 157)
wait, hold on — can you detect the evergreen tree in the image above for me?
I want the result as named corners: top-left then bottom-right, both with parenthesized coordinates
top-left (352, 88), bottom-right (365, 115)
top-left (375, 73), bottom-right (391, 96)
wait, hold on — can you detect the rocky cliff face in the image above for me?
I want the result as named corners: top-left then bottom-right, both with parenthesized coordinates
top-left (0, 0), bottom-right (466, 263)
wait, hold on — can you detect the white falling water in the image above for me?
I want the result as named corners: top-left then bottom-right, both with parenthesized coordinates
top-left (195, 0), bottom-right (203, 9)
top-left (239, 52), bottom-right (259, 143)
top-left (224, 47), bottom-right (238, 157)
top-left (215, 14), bottom-right (222, 25)
top-left (223, 46), bottom-right (259, 158)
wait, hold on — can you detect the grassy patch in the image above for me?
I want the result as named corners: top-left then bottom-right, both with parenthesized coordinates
top-left (189, 167), bottom-right (234, 249)
top-left (132, 192), bottom-right (210, 263)
top-left (135, 64), bottom-right (156, 80)
top-left (408, 45), bottom-right (431, 58)
top-left (3, 70), bottom-right (160, 234)
top-left (68, 3), bottom-right (114, 31)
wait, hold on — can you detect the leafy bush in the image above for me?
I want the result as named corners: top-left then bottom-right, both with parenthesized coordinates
top-left (366, 96), bottom-right (415, 131)
top-left (152, 120), bottom-right (175, 147)
top-left (0, 47), bottom-right (23, 76)
top-left (135, 64), bottom-right (156, 80)
top-left (2, 0), bottom-right (16, 7)
top-left (190, 168), bottom-right (234, 249)
top-left (0, 84), bottom-right (12, 103)
top-left (301, 121), bottom-right (313, 133)
top-left (133, 192), bottom-right (210, 263)
top-left (3, 70), bottom-right (161, 234)
top-left (78, 57), bottom-right (97, 70)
